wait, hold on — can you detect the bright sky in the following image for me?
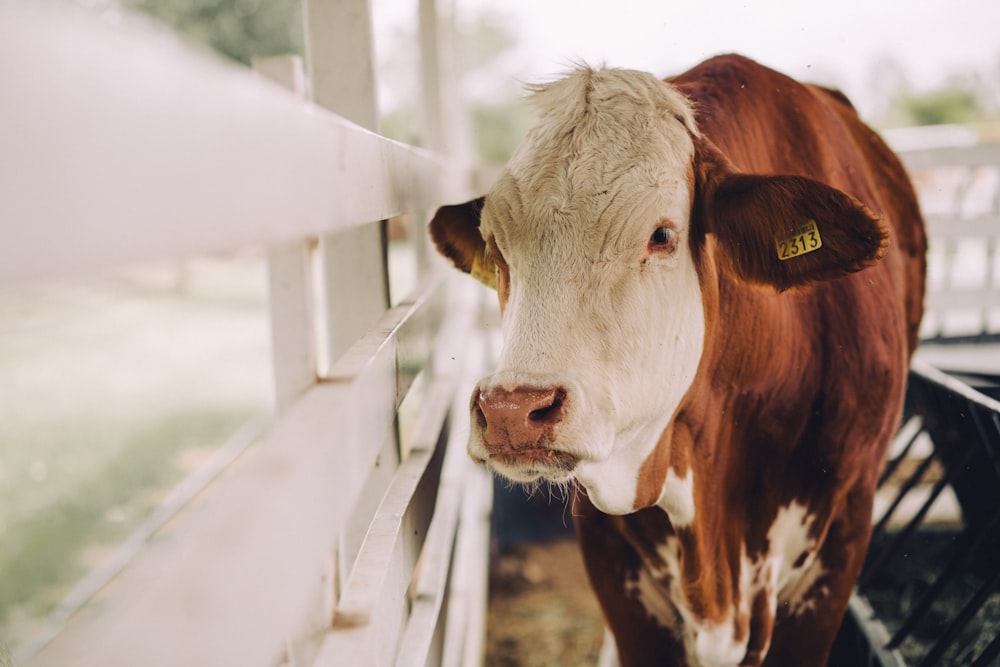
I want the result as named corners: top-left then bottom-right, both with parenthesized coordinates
top-left (375, 0), bottom-right (1000, 118)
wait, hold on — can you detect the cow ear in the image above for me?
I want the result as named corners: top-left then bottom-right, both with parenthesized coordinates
top-left (428, 196), bottom-right (496, 289)
top-left (694, 141), bottom-right (889, 291)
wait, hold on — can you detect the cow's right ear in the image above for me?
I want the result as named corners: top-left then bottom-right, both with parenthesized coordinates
top-left (428, 197), bottom-right (495, 289)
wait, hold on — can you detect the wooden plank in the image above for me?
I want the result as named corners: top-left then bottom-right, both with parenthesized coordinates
top-left (898, 142), bottom-right (1000, 171)
top-left (316, 276), bottom-right (482, 666)
top-left (13, 418), bottom-right (269, 662)
top-left (417, 0), bottom-right (473, 205)
top-left (925, 214), bottom-right (1000, 239)
top-left (926, 289), bottom-right (1000, 310)
top-left (312, 378), bottom-right (453, 666)
top-left (24, 384), bottom-right (383, 667)
top-left (314, 222), bottom-right (391, 375)
top-left (280, 279), bottom-right (465, 667)
top-left (330, 271), bottom-right (446, 585)
top-left (445, 465), bottom-right (494, 667)
top-left (394, 280), bottom-right (483, 667)
top-left (334, 380), bottom-right (451, 634)
top-left (303, 0), bottom-right (386, 367)
top-left (24, 270), bottom-right (455, 667)
top-left (303, 0), bottom-right (379, 131)
top-left (436, 319), bottom-right (494, 667)
top-left (302, 0), bottom-right (396, 591)
top-left (0, 3), bottom-right (456, 285)
top-left (323, 270), bottom-right (451, 595)
top-left (395, 388), bottom-right (477, 667)
top-left (254, 55), bottom-right (320, 413)
top-left (325, 271), bottom-right (446, 393)
top-left (266, 240), bottom-right (320, 411)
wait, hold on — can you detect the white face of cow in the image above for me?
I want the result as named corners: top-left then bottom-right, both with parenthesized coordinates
top-left (467, 69), bottom-right (706, 515)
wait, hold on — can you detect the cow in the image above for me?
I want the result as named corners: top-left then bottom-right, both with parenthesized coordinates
top-left (429, 54), bottom-right (926, 666)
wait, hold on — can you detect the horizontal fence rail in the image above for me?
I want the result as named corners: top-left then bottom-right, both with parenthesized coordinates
top-left (0, 4), bottom-right (448, 286)
top-left (2, 1), bottom-right (493, 666)
top-left (890, 131), bottom-right (1000, 343)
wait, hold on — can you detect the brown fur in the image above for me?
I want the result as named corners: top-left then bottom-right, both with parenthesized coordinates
top-left (428, 197), bottom-right (485, 274)
top-left (578, 55), bottom-right (925, 666)
top-left (429, 54), bottom-right (926, 666)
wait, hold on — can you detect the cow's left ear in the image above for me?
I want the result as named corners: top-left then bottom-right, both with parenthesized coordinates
top-left (694, 140), bottom-right (888, 291)
top-left (428, 196), bottom-right (496, 289)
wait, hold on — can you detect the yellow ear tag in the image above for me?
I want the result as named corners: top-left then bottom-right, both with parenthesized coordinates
top-left (470, 251), bottom-right (497, 289)
top-left (776, 220), bottom-right (823, 260)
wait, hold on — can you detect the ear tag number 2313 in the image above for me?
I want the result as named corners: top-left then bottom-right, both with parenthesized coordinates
top-left (776, 220), bottom-right (822, 260)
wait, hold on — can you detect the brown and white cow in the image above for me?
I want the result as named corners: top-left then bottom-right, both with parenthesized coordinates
top-left (430, 55), bottom-right (926, 666)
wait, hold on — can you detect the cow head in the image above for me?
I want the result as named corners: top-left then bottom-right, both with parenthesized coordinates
top-left (430, 67), bottom-right (887, 517)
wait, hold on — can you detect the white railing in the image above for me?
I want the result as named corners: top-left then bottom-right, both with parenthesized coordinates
top-left (0, 2), bottom-right (492, 666)
top-left (888, 127), bottom-right (1000, 341)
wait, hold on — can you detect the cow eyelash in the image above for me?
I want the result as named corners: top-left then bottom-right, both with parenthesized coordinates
top-left (649, 226), bottom-right (678, 252)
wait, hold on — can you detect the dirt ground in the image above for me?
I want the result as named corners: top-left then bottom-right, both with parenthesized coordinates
top-left (486, 537), bottom-right (606, 667)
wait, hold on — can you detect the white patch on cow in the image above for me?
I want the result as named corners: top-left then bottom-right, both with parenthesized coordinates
top-left (780, 556), bottom-right (829, 617)
top-left (632, 503), bottom-right (826, 665)
top-left (739, 502), bottom-right (829, 623)
top-left (765, 501), bottom-right (828, 617)
top-left (694, 621), bottom-right (750, 667)
top-left (471, 67), bottom-right (706, 515)
top-left (740, 545), bottom-right (775, 659)
top-left (657, 466), bottom-right (695, 526)
top-left (645, 536), bottom-right (750, 667)
top-left (626, 566), bottom-right (681, 630)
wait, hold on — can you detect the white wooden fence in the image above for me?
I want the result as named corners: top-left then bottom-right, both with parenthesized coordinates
top-left (888, 127), bottom-right (1000, 341)
top-left (0, 1), bottom-right (493, 665)
top-left (4, 3), bottom-right (998, 663)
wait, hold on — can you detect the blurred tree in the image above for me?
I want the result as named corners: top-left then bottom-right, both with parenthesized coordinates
top-left (122, 0), bottom-right (303, 65)
top-left (123, 0), bottom-right (533, 164)
top-left (380, 8), bottom-right (532, 165)
top-left (454, 10), bottom-right (533, 165)
top-left (455, 8), bottom-right (518, 74)
top-left (473, 100), bottom-right (534, 165)
top-left (865, 54), bottom-right (910, 121)
top-left (883, 74), bottom-right (998, 127)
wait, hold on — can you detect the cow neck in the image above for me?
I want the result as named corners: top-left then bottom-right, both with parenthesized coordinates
top-left (651, 261), bottom-right (818, 627)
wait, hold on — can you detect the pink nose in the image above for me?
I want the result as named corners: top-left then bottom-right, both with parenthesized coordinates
top-left (474, 385), bottom-right (566, 452)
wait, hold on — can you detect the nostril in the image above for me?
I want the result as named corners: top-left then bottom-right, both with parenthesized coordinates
top-left (474, 385), bottom-right (568, 448)
top-left (528, 388), bottom-right (566, 425)
top-left (474, 400), bottom-right (488, 430)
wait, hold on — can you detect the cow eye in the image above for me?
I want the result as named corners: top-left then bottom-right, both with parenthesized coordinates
top-left (649, 226), bottom-right (677, 250)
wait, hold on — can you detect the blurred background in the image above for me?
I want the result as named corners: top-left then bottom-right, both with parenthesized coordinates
top-left (112, 0), bottom-right (1000, 158)
top-left (1, 0), bottom-right (998, 659)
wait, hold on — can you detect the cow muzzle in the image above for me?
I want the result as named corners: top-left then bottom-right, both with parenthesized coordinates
top-left (470, 383), bottom-right (581, 479)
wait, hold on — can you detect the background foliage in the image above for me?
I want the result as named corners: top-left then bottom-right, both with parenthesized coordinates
top-left (122, 0), bottom-right (998, 166)
top-left (122, 0), bottom-right (304, 65)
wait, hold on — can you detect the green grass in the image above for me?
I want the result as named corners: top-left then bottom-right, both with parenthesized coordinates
top-left (0, 258), bottom-right (272, 646)
top-left (0, 408), bottom-right (254, 626)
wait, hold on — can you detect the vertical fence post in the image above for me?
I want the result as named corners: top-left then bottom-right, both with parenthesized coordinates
top-left (419, 7), bottom-right (494, 665)
top-left (301, 0), bottom-right (399, 599)
top-left (253, 56), bottom-right (318, 414)
top-left (418, 0), bottom-right (471, 173)
top-left (416, 0), bottom-right (447, 281)
top-left (303, 0), bottom-right (389, 371)
top-left (417, 0), bottom-right (475, 281)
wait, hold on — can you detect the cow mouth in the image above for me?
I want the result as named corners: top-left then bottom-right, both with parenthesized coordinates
top-left (473, 447), bottom-right (581, 482)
